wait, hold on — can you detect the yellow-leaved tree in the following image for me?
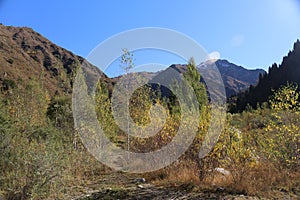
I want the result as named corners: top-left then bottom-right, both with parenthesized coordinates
top-left (264, 83), bottom-right (300, 169)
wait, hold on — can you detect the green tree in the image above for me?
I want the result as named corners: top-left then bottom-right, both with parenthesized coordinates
top-left (184, 57), bottom-right (208, 110)
top-left (95, 81), bottom-right (119, 142)
top-left (47, 95), bottom-right (73, 130)
top-left (4, 79), bottom-right (50, 142)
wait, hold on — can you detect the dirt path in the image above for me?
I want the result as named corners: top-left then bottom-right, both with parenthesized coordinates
top-left (73, 173), bottom-right (260, 200)
top-left (77, 185), bottom-right (258, 200)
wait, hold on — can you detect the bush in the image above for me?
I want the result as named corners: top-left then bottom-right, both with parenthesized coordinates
top-left (1, 79), bottom-right (16, 91)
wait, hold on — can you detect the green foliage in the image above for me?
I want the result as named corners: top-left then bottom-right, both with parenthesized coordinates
top-left (1, 79), bottom-right (16, 91)
top-left (95, 81), bottom-right (119, 142)
top-left (129, 84), bottom-right (154, 126)
top-left (0, 76), bottom-right (93, 199)
top-left (184, 57), bottom-right (208, 110)
top-left (120, 48), bottom-right (134, 73)
top-left (0, 91), bottom-right (68, 198)
top-left (47, 95), bottom-right (73, 130)
top-left (6, 79), bottom-right (50, 131)
top-left (0, 94), bottom-right (13, 170)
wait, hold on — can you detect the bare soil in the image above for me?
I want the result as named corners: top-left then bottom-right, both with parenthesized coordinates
top-left (73, 173), bottom-right (266, 200)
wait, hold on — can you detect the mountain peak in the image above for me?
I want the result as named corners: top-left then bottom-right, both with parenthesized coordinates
top-left (169, 60), bottom-right (264, 97)
top-left (293, 39), bottom-right (300, 51)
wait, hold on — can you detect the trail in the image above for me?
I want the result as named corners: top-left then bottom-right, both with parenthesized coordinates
top-left (74, 173), bottom-right (259, 200)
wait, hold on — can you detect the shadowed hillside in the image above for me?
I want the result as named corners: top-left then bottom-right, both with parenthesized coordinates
top-left (234, 40), bottom-right (300, 112)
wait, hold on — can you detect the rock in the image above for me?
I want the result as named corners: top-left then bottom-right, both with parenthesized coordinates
top-left (214, 167), bottom-right (231, 176)
top-left (137, 185), bottom-right (144, 189)
top-left (133, 178), bottom-right (146, 183)
top-left (208, 167), bottom-right (233, 186)
top-left (216, 187), bottom-right (225, 192)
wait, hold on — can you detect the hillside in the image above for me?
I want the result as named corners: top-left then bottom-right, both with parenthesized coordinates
top-left (0, 24), bottom-right (264, 100)
top-left (0, 24), bottom-right (109, 96)
top-left (206, 59), bottom-right (265, 97)
top-left (234, 40), bottom-right (300, 112)
top-left (154, 60), bottom-right (265, 98)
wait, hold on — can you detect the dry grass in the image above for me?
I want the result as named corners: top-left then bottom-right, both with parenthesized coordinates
top-left (165, 162), bottom-right (200, 185)
top-left (141, 158), bottom-right (299, 198)
top-left (144, 160), bottom-right (200, 186)
top-left (203, 170), bottom-right (233, 188)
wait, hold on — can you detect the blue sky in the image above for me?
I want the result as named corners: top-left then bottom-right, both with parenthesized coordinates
top-left (1, 0), bottom-right (300, 77)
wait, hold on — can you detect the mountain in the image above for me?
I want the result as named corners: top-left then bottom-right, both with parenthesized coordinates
top-left (233, 40), bottom-right (300, 112)
top-left (0, 24), bottom-right (264, 100)
top-left (199, 59), bottom-right (265, 97)
top-left (0, 24), bottom-right (109, 96)
top-left (147, 60), bottom-right (265, 98)
top-left (111, 60), bottom-right (264, 99)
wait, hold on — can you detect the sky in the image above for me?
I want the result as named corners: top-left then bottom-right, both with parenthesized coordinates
top-left (1, 0), bottom-right (300, 77)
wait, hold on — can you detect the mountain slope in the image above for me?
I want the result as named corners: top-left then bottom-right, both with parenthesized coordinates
top-left (0, 24), bottom-right (109, 96)
top-left (199, 59), bottom-right (265, 97)
top-left (165, 60), bottom-right (265, 98)
top-left (0, 24), bottom-right (264, 100)
top-left (234, 40), bottom-right (300, 112)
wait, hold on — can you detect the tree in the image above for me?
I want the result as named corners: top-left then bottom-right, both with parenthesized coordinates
top-left (95, 80), bottom-right (118, 142)
top-left (269, 82), bottom-right (300, 111)
top-left (6, 79), bottom-right (50, 139)
top-left (264, 83), bottom-right (300, 168)
top-left (184, 57), bottom-right (208, 110)
top-left (180, 58), bottom-right (210, 180)
top-left (120, 49), bottom-right (135, 155)
top-left (47, 95), bottom-right (73, 130)
top-left (120, 48), bottom-right (134, 74)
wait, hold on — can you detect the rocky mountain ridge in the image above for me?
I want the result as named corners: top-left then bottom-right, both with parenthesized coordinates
top-left (0, 24), bottom-right (264, 98)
